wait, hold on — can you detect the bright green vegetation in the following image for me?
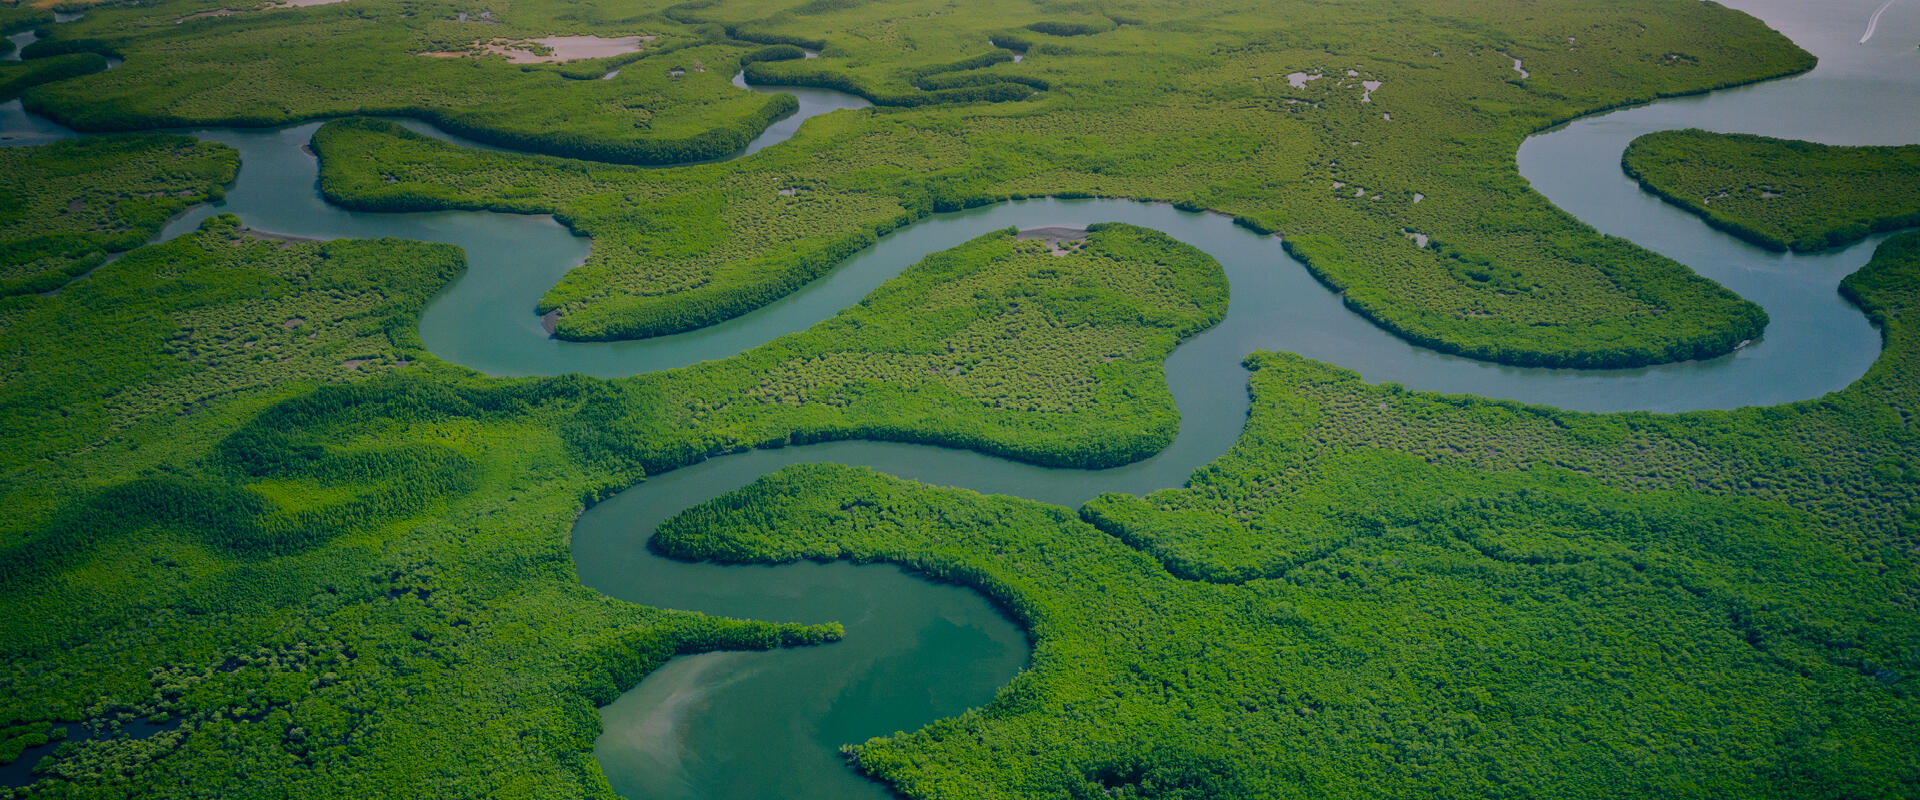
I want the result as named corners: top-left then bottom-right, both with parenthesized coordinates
top-left (0, 221), bottom-right (1226, 795)
top-left (597, 223), bottom-right (1228, 470)
top-left (1624, 129), bottom-right (1920, 252)
top-left (0, 135), bottom-right (236, 295)
top-left (660, 232), bottom-right (1920, 798)
top-left (70, 0), bottom-right (1814, 367)
top-left (0, 214), bottom-right (459, 478)
top-left (19, 0), bottom-right (804, 165)
top-left (7, 0), bottom-right (1918, 797)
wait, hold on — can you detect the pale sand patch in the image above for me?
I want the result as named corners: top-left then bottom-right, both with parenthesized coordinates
top-left (1361, 79), bottom-right (1381, 102)
top-left (1015, 226), bottom-right (1088, 257)
top-left (420, 35), bottom-right (655, 64)
top-left (176, 0), bottom-right (342, 23)
top-left (1285, 71), bottom-right (1320, 89)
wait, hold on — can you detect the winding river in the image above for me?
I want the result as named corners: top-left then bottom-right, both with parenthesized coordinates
top-left (3, 0), bottom-right (1918, 796)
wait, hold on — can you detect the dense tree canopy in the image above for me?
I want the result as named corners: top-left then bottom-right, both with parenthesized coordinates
top-left (1624, 129), bottom-right (1920, 252)
top-left (2, 0), bottom-right (1916, 797)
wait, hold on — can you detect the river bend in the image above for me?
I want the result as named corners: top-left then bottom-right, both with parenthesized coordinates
top-left (2, 1), bottom-right (1916, 796)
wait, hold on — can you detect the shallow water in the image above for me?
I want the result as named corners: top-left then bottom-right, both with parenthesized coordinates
top-left (2, 31), bottom-right (31, 61)
top-left (3, 1), bottom-right (1918, 795)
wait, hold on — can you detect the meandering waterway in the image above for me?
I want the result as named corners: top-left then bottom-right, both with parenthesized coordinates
top-left (3, 0), bottom-right (1917, 795)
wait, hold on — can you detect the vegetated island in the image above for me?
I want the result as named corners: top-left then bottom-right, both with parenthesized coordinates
top-left (663, 229), bottom-right (1920, 798)
top-left (1623, 129), bottom-right (1920, 252)
top-left (34, 0), bottom-right (1821, 369)
top-left (0, 215), bottom-right (1229, 794)
top-left (2, 0), bottom-right (1917, 797)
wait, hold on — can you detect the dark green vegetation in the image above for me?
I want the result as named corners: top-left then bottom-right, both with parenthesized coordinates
top-left (1, 3), bottom-right (100, 91)
top-left (1623, 129), bottom-right (1920, 252)
top-left (0, 221), bottom-right (1227, 796)
top-left (662, 232), bottom-right (1920, 798)
top-left (739, 43), bottom-right (1041, 107)
top-left (0, 135), bottom-right (236, 295)
top-left (0, 53), bottom-right (105, 103)
top-left (56, 0), bottom-right (1814, 367)
top-left (0, 3), bottom-right (51, 36)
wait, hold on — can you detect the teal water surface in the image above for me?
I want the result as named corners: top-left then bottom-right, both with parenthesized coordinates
top-left (4, 1), bottom-right (1918, 796)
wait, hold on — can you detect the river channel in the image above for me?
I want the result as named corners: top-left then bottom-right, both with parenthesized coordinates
top-left (2, 0), bottom-right (1916, 796)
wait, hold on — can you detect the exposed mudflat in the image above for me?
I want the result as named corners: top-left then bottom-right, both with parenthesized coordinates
top-left (420, 35), bottom-right (654, 63)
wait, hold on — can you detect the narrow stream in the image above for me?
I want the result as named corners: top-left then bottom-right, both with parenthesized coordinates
top-left (3, 0), bottom-right (1917, 795)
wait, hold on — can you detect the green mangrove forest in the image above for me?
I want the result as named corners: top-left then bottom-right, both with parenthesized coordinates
top-left (1624, 129), bottom-right (1920, 252)
top-left (1, 0), bottom-right (1917, 797)
top-left (0, 135), bottom-right (236, 295)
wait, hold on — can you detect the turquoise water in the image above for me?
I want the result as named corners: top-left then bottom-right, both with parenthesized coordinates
top-left (4, 1), bottom-right (1918, 795)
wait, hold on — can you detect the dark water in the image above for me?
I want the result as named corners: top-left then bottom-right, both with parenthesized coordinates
top-left (0, 718), bottom-right (185, 788)
top-left (4, 1), bottom-right (1918, 796)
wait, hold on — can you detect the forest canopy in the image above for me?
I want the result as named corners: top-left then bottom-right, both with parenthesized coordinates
top-left (2, 0), bottom-right (1917, 798)
top-left (1623, 129), bottom-right (1920, 252)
